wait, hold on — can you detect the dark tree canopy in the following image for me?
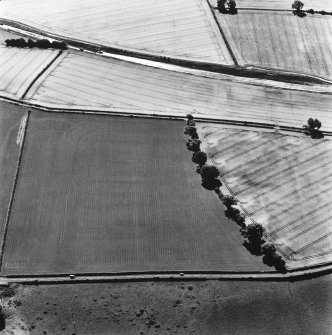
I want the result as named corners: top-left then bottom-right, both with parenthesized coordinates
top-left (184, 126), bottom-right (198, 139)
top-left (222, 195), bottom-right (238, 208)
top-left (192, 151), bottom-right (207, 167)
top-left (186, 139), bottom-right (201, 152)
top-left (292, 1), bottom-right (304, 11)
top-left (200, 165), bottom-right (220, 180)
top-left (261, 242), bottom-right (276, 255)
top-left (244, 223), bottom-right (265, 245)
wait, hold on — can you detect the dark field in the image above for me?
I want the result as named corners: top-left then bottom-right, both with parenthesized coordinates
top-left (0, 103), bottom-right (26, 241)
top-left (3, 274), bottom-right (332, 334)
top-left (1, 111), bottom-right (265, 274)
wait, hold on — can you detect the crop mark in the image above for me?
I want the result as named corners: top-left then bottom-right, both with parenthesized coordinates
top-left (268, 200), bottom-right (332, 236)
top-left (0, 109), bottom-right (31, 271)
top-left (287, 215), bottom-right (332, 242)
top-left (294, 232), bottom-right (332, 254)
top-left (16, 114), bottom-right (28, 147)
top-left (252, 159), bottom-right (332, 200)
top-left (235, 145), bottom-right (330, 195)
top-left (249, 174), bottom-right (332, 216)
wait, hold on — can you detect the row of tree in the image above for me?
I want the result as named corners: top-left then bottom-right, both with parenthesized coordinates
top-left (292, 1), bottom-right (332, 17)
top-left (184, 114), bottom-right (287, 274)
top-left (217, 0), bottom-right (238, 15)
top-left (5, 38), bottom-right (67, 50)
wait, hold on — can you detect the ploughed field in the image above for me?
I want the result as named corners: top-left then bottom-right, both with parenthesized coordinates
top-left (26, 52), bottom-right (332, 131)
top-left (0, 110), bottom-right (266, 275)
top-left (198, 124), bottom-right (332, 268)
top-left (214, 10), bottom-right (332, 80)
top-left (208, 0), bottom-right (332, 11)
top-left (0, 0), bottom-right (233, 64)
top-left (0, 46), bottom-right (59, 99)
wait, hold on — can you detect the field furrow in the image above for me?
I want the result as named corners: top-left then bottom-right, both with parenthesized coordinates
top-left (1, 0), bottom-right (233, 64)
top-left (198, 125), bottom-right (332, 268)
top-left (0, 46), bottom-right (59, 99)
top-left (215, 10), bottom-right (332, 79)
top-left (26, 52), bottom-right (332, 131)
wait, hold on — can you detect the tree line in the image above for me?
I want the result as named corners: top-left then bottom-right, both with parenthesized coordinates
top-left (184, 114), bottom-right (287, 273)
top-left (5, 38), bottom-right (67, 50)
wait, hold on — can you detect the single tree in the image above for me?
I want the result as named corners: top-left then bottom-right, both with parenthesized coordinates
top-left (27, 38), bottom-right (36, 48)
top-left (222, 195), bottom-right (238, 208)
top-left (261, 242), bottom-right (276, 255)
top-left (200, 165), bottom-right (220, 181)
top-left (244, 223), bottom-right (265, 245)
top-left (184, 126), bottom-right (198, 139)
top-left (228, 0), bottom-right (238, 14)
top-left (192, 151), bottom-right (207, 167)
top-left (292, 1), bottom-right (304, 11)
top-left (302, 118), bottom-right (323, 139)
top-left (217, 0), bottom-right (227, 13)
top-left (186, 139), bottom-right (201, 152)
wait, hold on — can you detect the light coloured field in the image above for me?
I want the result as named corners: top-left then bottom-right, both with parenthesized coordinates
top-left (215, 10), bottom-right (332, 79)
top-left (209, 0), bottom-right (332, 11)
top-left (0, 46), bottom-right (59, 99)
top-left (0, 28), bottom-right (22, 45)
top-left (1, 111), bottom-right (265, 275)
top-left (0, 0), bottom-right (233, 65)
top-left (198, 125), bottom-right (332, 268)
top-left (27, 52), bottom-right (332, 131)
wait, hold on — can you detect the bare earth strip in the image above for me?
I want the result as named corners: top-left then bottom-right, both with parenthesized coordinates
top-left (27, 52), bottom-right (332, 131)
top-left (0, 46), bottom-right (59, 99)
top-left (215, 11), bottom-right (332, 80)
top-left (208, 0), bottom-right (332, 11)
top-left (198, 124), bottom-right (332, 268)
top-left (1, 111), bottom-right (265, 275)
top-left (0, 0), bottom-right (233, 65)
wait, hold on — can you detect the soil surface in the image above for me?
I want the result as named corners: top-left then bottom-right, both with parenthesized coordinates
top-left (0, 275), bottom-right (331, 334)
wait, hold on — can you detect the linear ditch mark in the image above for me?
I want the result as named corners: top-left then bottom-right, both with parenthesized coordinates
top-left (294, 232), bottom-right (332, 254)
top-left (204, 0), bottom-right (239, 66)
top-left (234, 144), bottom-right (330, 195)
top-left (264, 184), bottom-right (332, 226)
top-left (252, 159), bottom-right (332, 200)
top-left (249, 174), bottom-right (332, 216)
top-left (269, 201), bottom-right (332, 236)
top-left (20, 50), bottom-right (63, 100)
top-left (0, 109), bottom-right (31, 271)
top-left (287, 214), bottom-right (332, 242)
top-left (225, 140), bottom-right (323, 180)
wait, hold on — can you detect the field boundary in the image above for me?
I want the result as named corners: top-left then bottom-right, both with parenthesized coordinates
top-left (204, 0), bottom-right (238, 65)
top-left (0, 109), bottom-right (31, 271)
top-left (0, 262), bottom-right (331, 285)
top-left (1, 18), bottom-right (331, 85)
top-left (1, 97), bottom-right (332, 137)
top-left (20, 50), bottom-right (64, 99)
